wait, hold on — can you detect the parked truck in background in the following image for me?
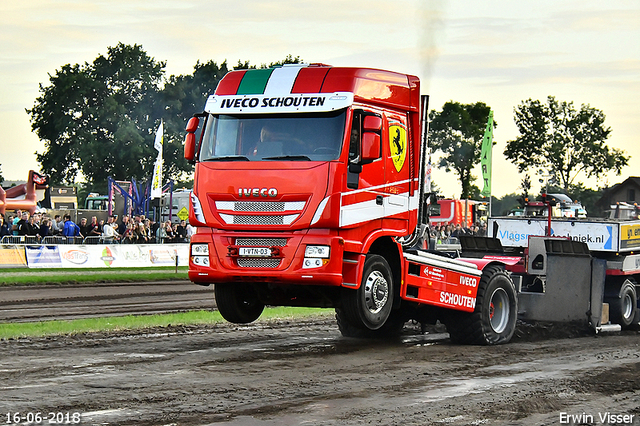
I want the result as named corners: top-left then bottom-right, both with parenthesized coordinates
top-left (183, 64), bottom-right (637, 344)
top-left (428, 198), bottom-right (488, 227)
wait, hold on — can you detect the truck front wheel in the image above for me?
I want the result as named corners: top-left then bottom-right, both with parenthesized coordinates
top-left (214, 283), bottom-right (265, 324)
top-left (445, 265), bottom-right (517, 345)
top-left (339, 254), bottom-right (394, 332)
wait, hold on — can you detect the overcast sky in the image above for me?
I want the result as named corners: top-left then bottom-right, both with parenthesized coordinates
top-left (1, 0), bottom-right (638, 198)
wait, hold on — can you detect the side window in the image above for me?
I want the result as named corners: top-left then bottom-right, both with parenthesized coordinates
top-left (349, 110), bottom-right (362, 163)
top-left (349, 109), bottom-right (383, 163)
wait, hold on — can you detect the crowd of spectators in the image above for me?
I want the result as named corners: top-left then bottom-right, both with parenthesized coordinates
top-left (0, 210), bottom-right (193, 244)
top-left (429, 222), bottom-right (487, 244)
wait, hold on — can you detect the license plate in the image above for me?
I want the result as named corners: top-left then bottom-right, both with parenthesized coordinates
top-left (239, 247), bottom-right (272, 257)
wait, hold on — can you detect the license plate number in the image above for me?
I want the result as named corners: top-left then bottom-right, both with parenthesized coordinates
top-left (239, 247), bottom-right (272, 257)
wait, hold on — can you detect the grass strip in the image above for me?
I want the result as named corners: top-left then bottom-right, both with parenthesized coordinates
top-left (0, 267), bottom-right (189, 285)
top-left (0, 307), bottom-right (333, 340)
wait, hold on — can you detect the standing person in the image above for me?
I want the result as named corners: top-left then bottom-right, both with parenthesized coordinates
top-left (12, 209), bottom-right (22, 236)
top-left (150, 219), bottom-right (159, 239)
top-left (38, 218), bottom-right (52, 240)
top-left (102, 215), bottom-right (120, 243)
top-left (61, 214), bottom-right (81, 239)
top-left (0, 214), bottom-right (10, 237)
top-left (155, 221), bottom-right (167, 244)
top-left (51, 214), bottom-right (64, 235)
top-left (186, 223), bottom-right (195, 242)
top-left (88, 216), bottom-right (102, 238)
top-left (164, 221), bottom-right (176, 243)
top-left (176, 220), bottom-right (188, 243)
top-left (79, 217), bottom-right (91, 238)
top-left (27, 214), bottom-right (40, 240)
top-left (117, 215), bottom-right (130, 236)
top-left (16, 212), bottom-right (33, 236)
top-left (122, 223), bottom-right (136, 244)
top-left (134, 222), bottom-right (148, 243)
top-left (143, 219), bottom-right (153, 242)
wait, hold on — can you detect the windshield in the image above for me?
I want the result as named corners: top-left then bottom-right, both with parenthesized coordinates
top-left (199, 109), bottom-right (347, 162)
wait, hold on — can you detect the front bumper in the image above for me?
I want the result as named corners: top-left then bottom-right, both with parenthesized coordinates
top-left (188, 229), bottom-right (344, 287)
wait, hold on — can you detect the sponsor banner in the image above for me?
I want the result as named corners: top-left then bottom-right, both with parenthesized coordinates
top-left (205, 92), bottom-right (354, 114)
top-left (620, 223), bottom-right (640, 249)
top-left (0, 247), bottom-right (27, 268)
top-left (489, 218), bottom-right (617, 251)
top-left (25, 246), bottom-right (63, 268)
top-left (28, 244), bottom-right (190, 269)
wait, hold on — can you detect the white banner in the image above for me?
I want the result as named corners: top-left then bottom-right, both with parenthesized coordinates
top-left (151, 120), bottom-right (164, 199)
top-left (26, 244), bottom-right (189, 268)
top-left (489, 218), bottom-right (617, 252)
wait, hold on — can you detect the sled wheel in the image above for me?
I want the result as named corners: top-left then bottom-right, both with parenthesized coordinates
top-left (214, 283), bottom-right (265, 324)
top-left (340, 254), bottom-right (394, 331)
top-left (446, 265), bottom-right (517, 345)
top-left (607, 279), bottom-right (637, 329)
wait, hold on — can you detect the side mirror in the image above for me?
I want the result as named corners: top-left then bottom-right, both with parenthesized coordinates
top-left (184, 133), bottom-right (196, 161)
top-left (185, 116), bottom-right (200, 133)
top-left (184, 116), bottom-right (200, 162)
top-left (363, 115), bottom-right (382, 132)
top-left (361, 132), bottom-right (380, 163)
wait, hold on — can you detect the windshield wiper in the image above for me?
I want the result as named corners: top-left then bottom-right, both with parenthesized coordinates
top-left (203, 155), bottom-right (250, 162)
top-left (262, 155), bottom-right (311, 161)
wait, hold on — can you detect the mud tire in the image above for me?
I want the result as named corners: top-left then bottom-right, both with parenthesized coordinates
top-left (606, 279), bottom-right (637, 329)
top-left (214, 283), bottom-right (265, 324)
top-left (445, 265), bottom-right (517, 345)
top-left (339, 254), bottom-right (394, 332)
top-left (336, 307), bottom-right (406, 339)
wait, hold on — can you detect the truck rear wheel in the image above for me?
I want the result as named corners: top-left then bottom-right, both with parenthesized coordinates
top-left (606, 279), bottom-right (637, 329)
top-left (339, 254), bottom-right (394, 332)
top-left (445, 265), bottom-right (517, 345)
top-left (214, 283), bottom-right (265, 324)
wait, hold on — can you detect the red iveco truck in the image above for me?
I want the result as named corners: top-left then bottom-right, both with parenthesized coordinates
top-left (183, 64), bottom-right (632, 344)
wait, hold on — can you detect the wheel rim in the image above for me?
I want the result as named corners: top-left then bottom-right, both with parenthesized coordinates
top-left (622, 292), bottom-right (634, 320)
top-left (489, 287), bottom-right (510, 334)
top-left (363, 270), bottom-right (389, 314)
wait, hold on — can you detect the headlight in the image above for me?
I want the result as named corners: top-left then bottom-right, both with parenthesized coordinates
top-left (305, 245), bottom-right (330, 258)
top-left (192, 256), bottom-right (210, 266)
top-left (191, 243), bottom-right (209, 256)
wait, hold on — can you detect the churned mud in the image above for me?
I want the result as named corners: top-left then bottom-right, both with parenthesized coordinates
top-left (1, 317), bottom-right (639, 425)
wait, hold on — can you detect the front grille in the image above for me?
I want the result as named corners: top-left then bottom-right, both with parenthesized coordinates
top-left (219, 213), bottom-right (299, 226)
top-left (234, 201), bottom-right (285, 212)
top-left (235, 238), bottom-right (287, 247)
top-left (237, 258), bottom-right (282, 268)
top-left (233, 215), bottom-right (286, 225)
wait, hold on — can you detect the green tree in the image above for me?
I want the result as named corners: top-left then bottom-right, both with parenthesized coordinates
top-left (0, 164), bottom-right (4, 184)
top-left (428, 101), bottom-right (495, 198)
top-left (27, 43), bottom-right (167, 191)
top-left (504, 96), bottom-right (629, 191)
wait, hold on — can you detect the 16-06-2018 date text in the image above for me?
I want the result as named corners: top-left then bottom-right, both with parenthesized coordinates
top-left (5, 412), bottom-right (81, 424)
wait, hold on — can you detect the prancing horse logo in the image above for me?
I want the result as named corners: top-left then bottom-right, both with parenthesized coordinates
top-left (389, 124), bottom-right (407, 173)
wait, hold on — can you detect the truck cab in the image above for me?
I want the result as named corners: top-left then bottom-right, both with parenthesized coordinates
top-left (184, 64), bottom-right (424, 325)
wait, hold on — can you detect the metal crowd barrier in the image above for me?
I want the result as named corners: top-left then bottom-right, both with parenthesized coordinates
top-left (1, 235), bottom-right (189, 245)
top-left (0, 235), bottom-right (40, 245)
top-left (2, 235), bottom-right (94, 245)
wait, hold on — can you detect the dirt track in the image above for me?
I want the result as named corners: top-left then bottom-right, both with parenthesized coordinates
top-left (0, 281), bottom-right (212, 322)
top-left (1, 316), bottom-right (639, 426)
